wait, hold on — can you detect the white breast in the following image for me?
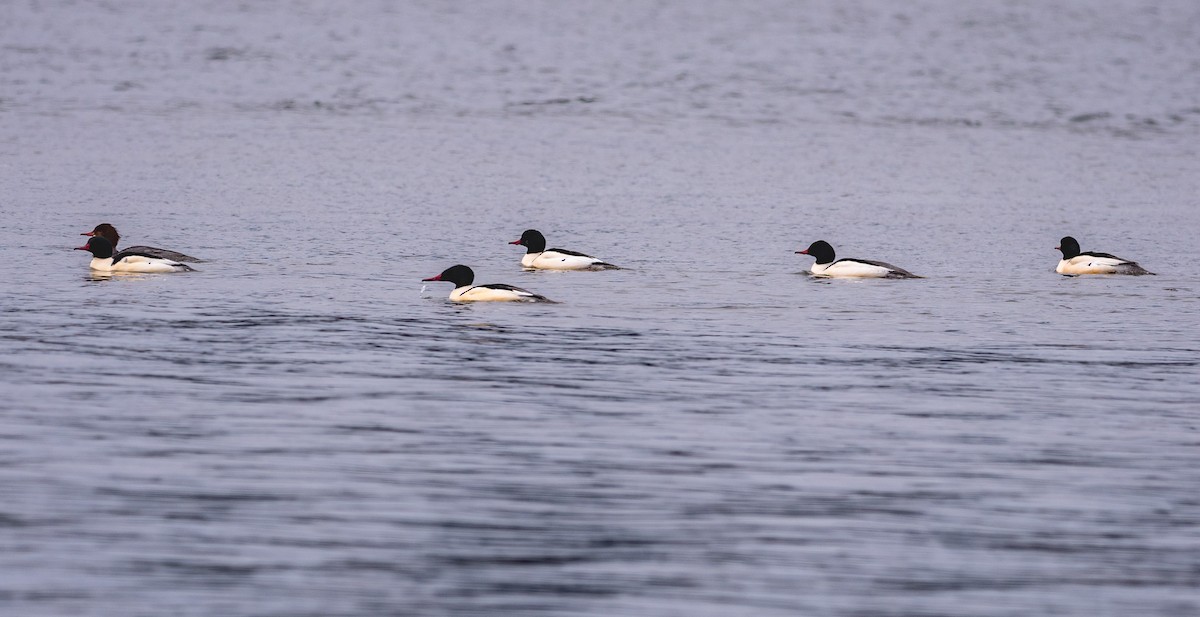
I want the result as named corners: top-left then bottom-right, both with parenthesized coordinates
top-left (811, 260), bottom-right (894, 278)
top-left (523, 251), bottom-right (605, 270)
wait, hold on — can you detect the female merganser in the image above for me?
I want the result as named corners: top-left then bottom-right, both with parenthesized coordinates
top-left (83, 223), bottom-right (203, 262)
top-left (422, 265), bottom-right (554, 302)
top-left (1056, 236), bottom-right (1154, 275)
top-left (509, 229), bottom-right (619, 270)
top-left (796, 240), bottom-right (921, 278)
top-left (75, 237), bottom-right (194, 272)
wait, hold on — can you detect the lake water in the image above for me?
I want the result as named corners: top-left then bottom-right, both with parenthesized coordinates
top-left (2, 1), bottom-right (1199, 615)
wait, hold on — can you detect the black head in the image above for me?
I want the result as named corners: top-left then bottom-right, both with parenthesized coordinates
top-left (83, 223), bottom-right (120, 248)
top-left (796, 240), bottom-right (836, 264)
top-left (509, 229), bottom-right (546, 253)
top-left (75, 236), bottom-right (114, 259)
top-left (1056, 236), bottom-right (1080, 259)
top-left (422, 264), bottom-right (475, 287)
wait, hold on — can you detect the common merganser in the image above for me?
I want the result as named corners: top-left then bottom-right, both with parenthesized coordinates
top-left (509, 229), bottom-right (619, 270)
top-left (1056, 236), bottom-right (1154, 275)
top-left (76, 237), bottom-right (194, 272)
top-left (83, 223), bottom-right (203, 263)
top-left (796, 240), bottom-right (921, 278)
top-left (422, 265), bottom-right (555, 303)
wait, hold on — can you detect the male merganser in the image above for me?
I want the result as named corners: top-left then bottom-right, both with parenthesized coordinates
top-left (509, 229), bottom-right (619, 270)
top-left (75, 237), bottom-right (195, 272)
top-left (83, 223), bottom-right (203, 262)
top-left (422, 265), bottom-right (554, 302)
top-left (1056, 236), bottom-right (1154, 275)
top-left (796, 240), bottom-right (921, 278)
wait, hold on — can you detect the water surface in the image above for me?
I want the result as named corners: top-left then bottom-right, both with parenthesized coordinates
top-left (2, 1), bottom-right (1199, 615)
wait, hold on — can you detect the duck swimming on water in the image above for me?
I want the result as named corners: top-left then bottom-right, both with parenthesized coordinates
top-left (83, 223), bottom-right (203, 263)
top-left (796, 240), bottom-right (920, 278)
top-left (423, 265), bottom-right (555, 302)
top-left (76, 236), bottom-right (194, 273)
top-left (1055, 236), bottom-right (1153, 275)
top-left (510, 229), bottom-right (619, 271)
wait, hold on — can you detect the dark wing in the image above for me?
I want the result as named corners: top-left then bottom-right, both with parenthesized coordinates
top-left (481, 283), bottom-right (534, 293)
top-left (112, 248), bottom-right (168, 264)
top-left (1080, 251), bottom-right (1153, 274)
top-left (547, 247), bottom-right (595, 258)
top-left (480, 284), bottom-right (556, 303)
top-left (121, 245), bottom-right (204, 263)
top-left (838, 257), bottom-right (922, 279)
top-left (112, 248), bottom-right (196, 271)
top-left (1080, 251), bottom-right (1127, 263)
top-left (547, 247), bottom-right (619, 269)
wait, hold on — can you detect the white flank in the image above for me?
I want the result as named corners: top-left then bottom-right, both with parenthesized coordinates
top-left (811, 260), bottom-right (894, 278)
top-left (449, 285), bottom-right (538, 302)
top-left (1056, 255), bottom-right (1130, 275)
top-left (91, 256), bottom-right (186, 273)
top-left (522, 251), bottom-right (606, 270)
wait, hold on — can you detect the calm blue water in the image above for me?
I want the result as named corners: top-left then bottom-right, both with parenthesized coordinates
top-left (2, 1), bottom-right (1199, 615)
